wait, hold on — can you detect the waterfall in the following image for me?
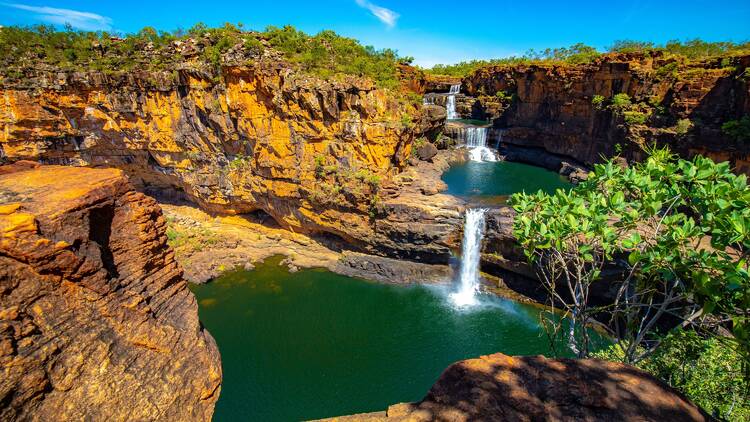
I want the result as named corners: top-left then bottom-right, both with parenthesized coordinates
top-left (451, 208), bottom-right (487, 307)
top-left (459, 127), bottom-right (497, 162)
top-left (446, 95), bottom-right (458, 120)
top-left (446, 84), bottom-right (460, 120)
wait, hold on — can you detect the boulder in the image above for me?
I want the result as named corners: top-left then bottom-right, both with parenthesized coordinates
top-left (416, 142), bottom-right (438, 161)
top-left (0, 163), bottom-right (221, 421)
top-left (321, 353), bottom-right (709, 421)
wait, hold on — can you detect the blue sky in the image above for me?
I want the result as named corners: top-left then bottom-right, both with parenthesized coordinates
top-left (2, 1), bottom-right (749, 67)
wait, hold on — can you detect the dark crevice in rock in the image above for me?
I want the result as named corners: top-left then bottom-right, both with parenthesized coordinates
top-left (89, 205), bottom-right (119, 279)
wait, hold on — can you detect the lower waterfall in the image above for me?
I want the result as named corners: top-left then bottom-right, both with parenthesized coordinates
top-left (446, 94), bottom-right (458, 120)
top-left (451, 208), bottom-right (487, 307)
top-left (460, 127), bottom-right (497, 162)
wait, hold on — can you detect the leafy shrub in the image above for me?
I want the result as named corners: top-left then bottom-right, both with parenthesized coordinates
top-left (511, 149), bottom-right (750, 377)
top-left (655, 62), bottom-right (680, 79)
top-left (495, 90), bottom-right (517, 102)
top-left (594, 330), bottom-right (749, 421)
top-left (591, 95), bottom-right (606, 109)
top-left (623, 110), bottom-right (648, 125)
top-left (400, 114), bottom-right (414, 130)
top-left (675, 118), bottom-right (693, 135)
top-left (610, 93), bottom-right (632, 110)
top-left (721, 116), bottom-right (750, 142)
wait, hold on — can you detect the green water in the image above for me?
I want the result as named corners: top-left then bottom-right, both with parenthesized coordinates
top-left (442, 160), bottom-right (571, 201)
top-left (191, 257), bottom-right (576, 421)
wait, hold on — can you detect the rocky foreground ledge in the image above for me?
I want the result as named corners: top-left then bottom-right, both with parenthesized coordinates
top-left (318, 352), bottom-right (709, 422)
top-left (0, 162), bottom-right (221, 421)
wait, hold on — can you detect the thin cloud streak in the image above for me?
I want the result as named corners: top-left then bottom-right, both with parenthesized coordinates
top-left (355, 0), bottom-right (399, 28)
top-left (3, 3), bottom-right (113, 31)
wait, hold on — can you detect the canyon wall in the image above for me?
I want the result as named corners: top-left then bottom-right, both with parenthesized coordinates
top-left (0, 162), bottom-right (221, 420)
top-left (461, 53), bottom-right (750, 172)
top-left (0, 64), bottom-right (458, 261)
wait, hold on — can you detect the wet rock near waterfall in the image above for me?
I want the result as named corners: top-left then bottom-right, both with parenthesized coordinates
top-left (334, 252), bottom-right (452, 284)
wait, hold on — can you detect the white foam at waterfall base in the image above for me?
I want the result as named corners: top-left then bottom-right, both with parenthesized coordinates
top-left (468, 146), bottom-right (498, 162)
top-left (451, 208), bottom-right (487, 307)
top-left (460, 127), bottom-right (497, 162)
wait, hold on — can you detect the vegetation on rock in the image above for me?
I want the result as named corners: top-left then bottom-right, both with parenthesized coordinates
top-left (427, 39), bottom-right (750, 77)
top-left (722, 116), bottom-right (750, 143)
top-left (426, 43), bottom-right (602, 76)
top-left (595, 329), bottom-right (749, 421)
top-left (0, 23), bottom-right (410, 88)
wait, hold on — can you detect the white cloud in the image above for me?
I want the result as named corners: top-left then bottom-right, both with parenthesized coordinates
top-left (355, 0), bottom-right (399, 28)
top-left (3, 3), bottom-right (113, 31)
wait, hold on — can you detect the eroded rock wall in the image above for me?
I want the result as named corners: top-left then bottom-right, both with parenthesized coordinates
top-left (0, 64), bottom-right (453, 260)
top-left (0, 162), bottom-right (221, 421)
top-left (462, 53), bottom-right (750, 172)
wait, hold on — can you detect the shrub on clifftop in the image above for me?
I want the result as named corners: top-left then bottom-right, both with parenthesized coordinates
top-left (0, 23), bottom-right (407, 88)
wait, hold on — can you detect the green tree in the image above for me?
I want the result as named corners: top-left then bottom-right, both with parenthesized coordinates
top-left (510, 149), bottom-right (750, 375)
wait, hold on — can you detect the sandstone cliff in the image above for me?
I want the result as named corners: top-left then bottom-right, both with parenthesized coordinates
top-left (0, 162), bottom-right (221, 421)
top-left (320, 352), bottom-right (709, 421)
top-left (0, 62), bottom-right (457, 261)
top-left (459, 53), bottom-right (750, 173)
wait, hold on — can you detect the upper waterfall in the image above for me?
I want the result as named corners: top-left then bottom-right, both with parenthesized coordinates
top-left (451, 208), bottom-right (487, 307)
top-left (446, 84), bottom-right (460, 120)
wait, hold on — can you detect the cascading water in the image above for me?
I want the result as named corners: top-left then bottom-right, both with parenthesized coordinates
top-left (450, 208), bottom-right (487, 307)
top-left (446, 84), bottom-right (460, 120)
top-left (460, 127), bottom-right (497, 162)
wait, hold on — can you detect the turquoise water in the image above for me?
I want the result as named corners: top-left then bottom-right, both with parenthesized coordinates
top-left (190, 257), bottom-right (580, 421)
top-left (442, 160), bottom-right (571, 201)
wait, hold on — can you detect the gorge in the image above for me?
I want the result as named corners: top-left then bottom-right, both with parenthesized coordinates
top-left (1, 22), bottom-right (747, 421)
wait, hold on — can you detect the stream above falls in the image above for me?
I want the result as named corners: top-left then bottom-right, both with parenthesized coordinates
top-left (441, 160), bottom-right (571, 204)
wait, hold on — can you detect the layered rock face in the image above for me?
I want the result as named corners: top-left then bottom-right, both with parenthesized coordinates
top-left (462, 53), bottom-right (750, 172)
top-left (322, 353), bottom-right (709, 421)
top-left (0, 63), bottom-right (456, 261)
top-left (0, 162), bottom-right (221, 421)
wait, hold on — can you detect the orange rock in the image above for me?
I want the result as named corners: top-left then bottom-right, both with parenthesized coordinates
top-left (0, 164), bottom-right (221, 421)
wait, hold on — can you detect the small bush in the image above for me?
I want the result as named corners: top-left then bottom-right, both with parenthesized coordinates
top-left (594, 330), bottom-right (749, 421)
top-left (721, 116), bottom-right (750, 142)
top-left (675, 118), bottom-right (693, 135)
top-left (611, 93), bottom-right (632, 111)
top-left (400, 114), bottom-right (414, 130)
top-left (591, 95), bottom-right (606, 109)
top-left (655, 62), bottom-right (680, 79)
top-left (623, 111), bottom-right (648, 125)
